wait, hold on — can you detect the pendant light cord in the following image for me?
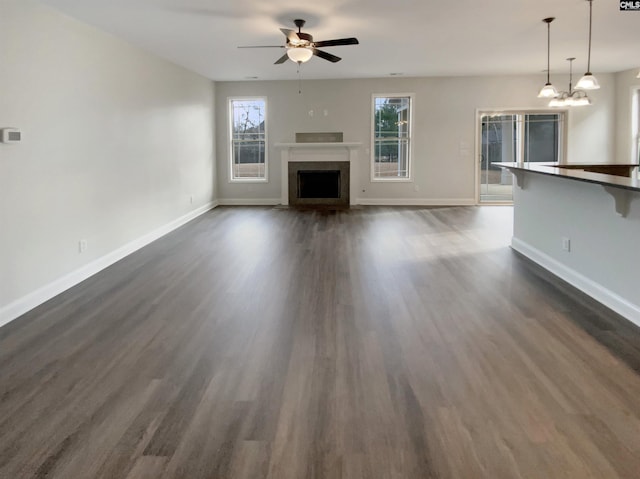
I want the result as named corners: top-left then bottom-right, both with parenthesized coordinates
top-left (568, 58), bottom-right (574, 93)
top-left (586, 0), bottom-right (593, 73)
top-left (541, 17), bottom-right (555, 86)
top-left (546, 21), bottom-right (551, 83)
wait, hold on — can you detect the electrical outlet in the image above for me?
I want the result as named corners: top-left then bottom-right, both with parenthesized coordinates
top-left (413, 185), bottom-right (420, 192)
top-left (79, 239), bottom-right (88, 253)
top-left (562, 237), bottom-right (570, 252)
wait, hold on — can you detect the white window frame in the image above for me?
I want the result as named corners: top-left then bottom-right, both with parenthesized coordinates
top-left (371, 93), bottom-right (414, 182)
top-left (228, 96), bottom-right (268, 183)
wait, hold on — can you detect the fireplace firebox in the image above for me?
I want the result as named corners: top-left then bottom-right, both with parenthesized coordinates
top-left (288, 161), bottom-right (349, 206)
top-left (298, 170), bottom-right (340, 199)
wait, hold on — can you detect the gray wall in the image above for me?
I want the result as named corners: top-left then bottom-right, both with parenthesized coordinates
top-left (215, 74), bottom-right (615, 204)
top-left (0, 0), bottom-right (216, 321)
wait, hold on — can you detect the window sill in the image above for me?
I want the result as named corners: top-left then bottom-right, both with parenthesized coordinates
top-left (229, 178), bottom-right (269, 184)
top-left (371, 178), bottom-right (413, 183)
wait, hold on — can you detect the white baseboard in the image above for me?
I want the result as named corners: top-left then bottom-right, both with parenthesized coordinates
top-left (511, 237), bottom-right (640, 327)
top-left (217, 198), bottom-right (281, 206)
top-left (355, 198), bottom-right (476, 206)
top-left (0, 201), bottom-right (217, 328)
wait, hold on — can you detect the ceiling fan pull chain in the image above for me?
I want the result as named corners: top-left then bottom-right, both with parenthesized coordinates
top-left (297, 62), bottom-right (303, 94)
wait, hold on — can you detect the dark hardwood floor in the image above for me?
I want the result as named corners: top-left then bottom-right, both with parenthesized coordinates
top-left (1, 206), bottom-right (639, 479)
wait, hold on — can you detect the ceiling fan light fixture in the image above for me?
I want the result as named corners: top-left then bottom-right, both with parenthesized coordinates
top-left (635, 70), bottom-right (640, 79)
top-left (286, 46), bottom-right (313, 63)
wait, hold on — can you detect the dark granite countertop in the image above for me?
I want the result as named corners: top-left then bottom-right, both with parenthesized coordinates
top-left (493, 162), bottom-right (640, 192)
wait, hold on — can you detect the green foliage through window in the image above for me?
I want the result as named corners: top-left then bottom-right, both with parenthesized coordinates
top-left (373, 96), bottom-right (411, 179)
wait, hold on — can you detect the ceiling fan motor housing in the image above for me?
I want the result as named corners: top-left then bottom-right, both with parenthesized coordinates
top-left (291, 32), bottom-right (313, 44)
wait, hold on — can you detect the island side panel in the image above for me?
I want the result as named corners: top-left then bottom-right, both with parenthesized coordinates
top-left (511, 171), bottom-right (640, 325)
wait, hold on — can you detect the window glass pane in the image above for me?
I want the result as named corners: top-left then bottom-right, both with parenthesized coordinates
top-left (374, 139), bottom-right (409, 177)
top-left (230, 99), bottom-right (266, 180)
top-left (373, 96), bottom-right (411, 179)
top-left (374, 97), bottom-right (410, 139)
top-left (524, 114), bottom-right (560, 163)
top-left (480, 115), bottom-right (517, 202)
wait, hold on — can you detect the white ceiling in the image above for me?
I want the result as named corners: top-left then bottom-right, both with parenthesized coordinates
top-left (39, 0), bottom-right (640, 82)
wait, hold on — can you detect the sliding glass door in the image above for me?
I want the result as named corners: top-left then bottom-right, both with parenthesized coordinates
top-left (480, 114), bottom-right (516, 202)
top-left (479, 111), bottom-right (564, 203)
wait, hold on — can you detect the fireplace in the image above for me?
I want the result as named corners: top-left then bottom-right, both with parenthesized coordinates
top-left (288, 161), bottom-right (349, 206)
top-left (276, 140), bottom-right (362, 206)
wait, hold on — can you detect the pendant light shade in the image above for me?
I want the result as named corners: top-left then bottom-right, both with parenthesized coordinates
top-left (570, 93), bottom-right (591, 107)
top-left (539, 83), bottom-right (559, 98)
top-left (575, 72), bottom-right (599, 90)
top-left (636, 71), bottom-right (640, 79)
top-left (575, 0), bottom-right (600, 90)
top-left (548, 97), bottom-right (564, 108)
top-left (538, 17), bottom-right (558, 98)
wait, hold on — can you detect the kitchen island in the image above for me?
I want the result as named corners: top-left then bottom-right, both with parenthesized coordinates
top-left (494, 162), bottom-right (640, 326)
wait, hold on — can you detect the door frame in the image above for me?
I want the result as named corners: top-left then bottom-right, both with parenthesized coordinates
top-left (474, 108), bottom-right (568, 205)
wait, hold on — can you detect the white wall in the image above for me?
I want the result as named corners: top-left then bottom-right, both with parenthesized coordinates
top-left (614, 68), bottom-right (640, 164)
top-left (512, 173), bottom-right (640, 326)
top-left (215, 74), bottom-right (615, 204)
top-left (0, 0), bottom-right (216, 322)
top-left (566, 73), bottom-right (616, 165)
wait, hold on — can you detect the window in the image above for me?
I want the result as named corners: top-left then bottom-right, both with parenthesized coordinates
top-left (372, 94), bottom-right (413, 180)
top-left (523, 113), bottom-right (562, 163)
top-left (229, 98), bottom-right (267, 181)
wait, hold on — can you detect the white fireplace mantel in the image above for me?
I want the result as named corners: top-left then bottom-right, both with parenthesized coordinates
top-left (275, 142), bottom-right (362, 205)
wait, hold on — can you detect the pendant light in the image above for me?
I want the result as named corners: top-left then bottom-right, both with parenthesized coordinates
top-left (575, 0), bottom-right (600, 90)
top-left (549, 58), bottom-right (591, 107)
top-left (538, 17), bottom-right (558, 98)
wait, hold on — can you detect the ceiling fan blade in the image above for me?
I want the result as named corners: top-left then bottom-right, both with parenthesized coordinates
top-left (274, 53), bottom-right (289, 64)
top-left (313, 49), bottom-right (341, 63)
top-left (238, 45), bottom-right (285, 49)
top-left (313, 38), bottom-right (359, 48)
top-left (280, 28), bottom-right (300, 43)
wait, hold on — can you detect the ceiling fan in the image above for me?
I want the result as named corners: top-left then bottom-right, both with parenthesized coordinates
top-left (238, 19), bottom-right (359, 65)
